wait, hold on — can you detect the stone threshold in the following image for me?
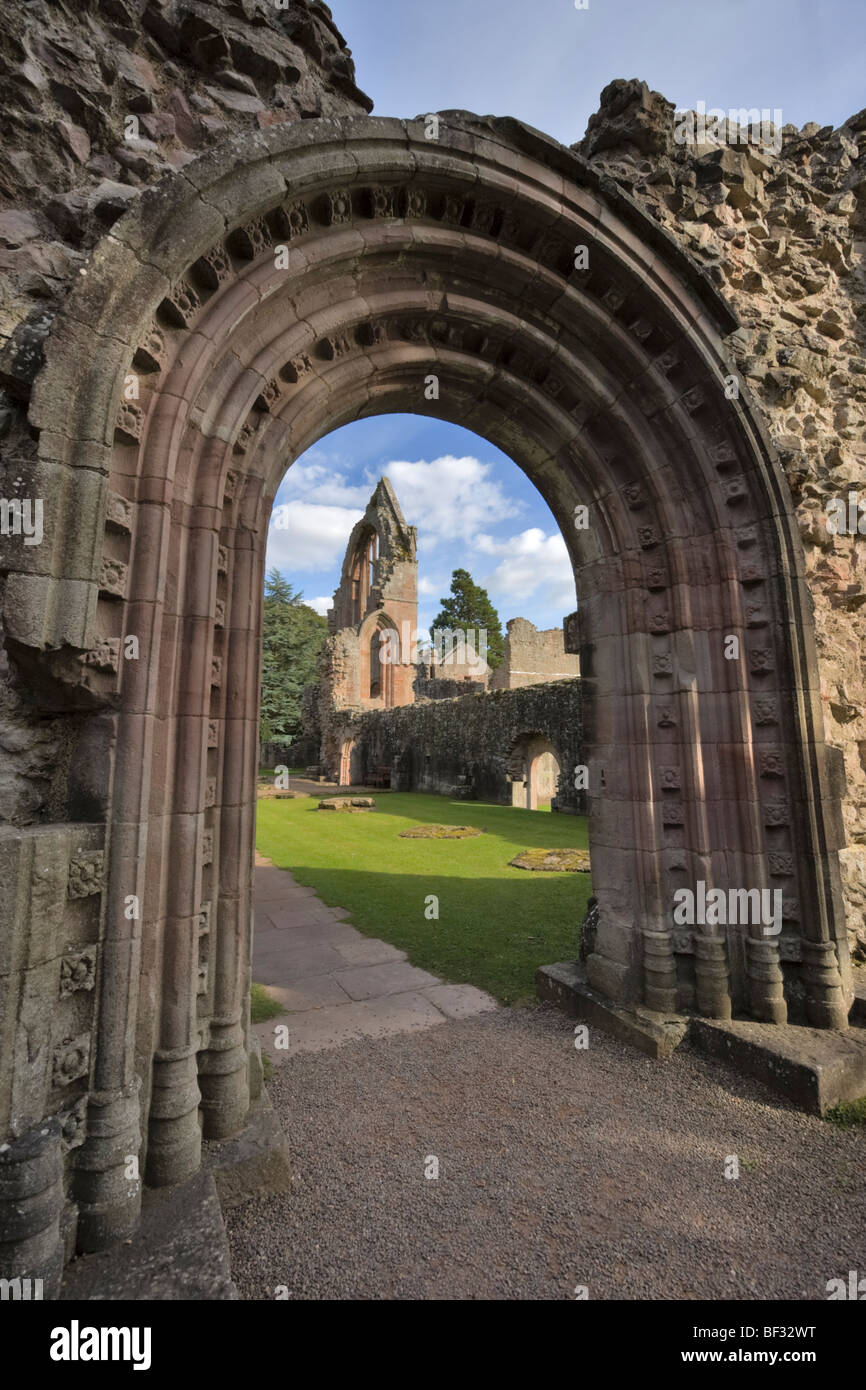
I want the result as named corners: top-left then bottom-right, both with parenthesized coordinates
top-left (537, 960), bottom-right (866, 1115)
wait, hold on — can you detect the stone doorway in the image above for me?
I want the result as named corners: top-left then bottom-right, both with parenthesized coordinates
top-left (1, 113), bottom-right (853, 1285)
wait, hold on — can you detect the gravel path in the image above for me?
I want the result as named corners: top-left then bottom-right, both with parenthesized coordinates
top-left (226, 1005), bottom-right (865, 1300)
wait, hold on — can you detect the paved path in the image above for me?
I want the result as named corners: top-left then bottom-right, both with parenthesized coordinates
top-left (252, 853), bottom-right (497, 1061)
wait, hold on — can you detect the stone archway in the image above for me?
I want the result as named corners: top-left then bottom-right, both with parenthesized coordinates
top-left (1, 112), bottom-right (853, 1284)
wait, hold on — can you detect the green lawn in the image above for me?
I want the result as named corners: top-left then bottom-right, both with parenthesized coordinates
top-left (256, 791), bottom-right (591, 1005)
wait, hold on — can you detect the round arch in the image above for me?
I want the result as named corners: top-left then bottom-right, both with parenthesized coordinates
top-left (6, 112), bottom-right (851, 1262)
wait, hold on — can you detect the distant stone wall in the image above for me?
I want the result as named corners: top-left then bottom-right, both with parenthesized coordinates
top-left (333, 678), bottom-right (584, 812)
top-left (489, 618), bottom-right (581, 691)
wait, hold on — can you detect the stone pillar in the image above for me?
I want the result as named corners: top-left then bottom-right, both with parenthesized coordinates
top-left (0, 1120), bottom-right (64, 1298)
top-left (694, 932), bottom-right (732, 1020)
top-left (746, 937), bottom-right (787, 1025)
top-left (802, 940), bottom-right (849, 1029)
top-left (642, 928), bottom-right (678, 1012)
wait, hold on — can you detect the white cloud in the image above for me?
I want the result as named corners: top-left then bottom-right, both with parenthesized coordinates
top-left (308, 596), bottom-right (334, 617)
top-left (277, 458), bottom-right (372, 509)
top-left (480, 528), bottom-right (576, 614)
top-left (266, 501), bottom-right (364, 573)
top-left (384, 456), bottom-right (523, 542)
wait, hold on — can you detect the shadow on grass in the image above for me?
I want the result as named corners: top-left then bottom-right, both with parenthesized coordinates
top-left (254, 863), bottom-right (591, 1005)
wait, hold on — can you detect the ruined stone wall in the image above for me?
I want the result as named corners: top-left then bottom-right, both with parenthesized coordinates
top-left (579, 81), bottom-right (866, 960)
top-left (489, 617), bottom-right (581, 691)
top-left (0, 0), bottom-right (370, 829)
top-left (333, 678), bottom-right (584, 811)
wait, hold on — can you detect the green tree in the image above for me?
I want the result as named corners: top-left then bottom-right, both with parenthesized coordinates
top-left (260, 568), bottom-right (328, 742)
top-left (430, 567), bottom-right (504, 669)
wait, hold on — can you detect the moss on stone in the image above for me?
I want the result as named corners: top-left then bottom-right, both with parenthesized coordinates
top-left (509, 848), bottom-right (591, 872)
top-left (399, 823), bottom-right (484, 839)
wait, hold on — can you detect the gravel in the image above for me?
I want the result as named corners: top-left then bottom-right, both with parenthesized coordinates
top-left (226, 1004), bottom-right (865, 1300)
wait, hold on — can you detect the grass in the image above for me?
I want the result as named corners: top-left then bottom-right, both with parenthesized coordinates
top-left (256, 791), bottom-right (592, 1006)
top-left (824, 1096), bottom-right (866, 1128)
top-left (250, 981), bottom-right (285, 1023)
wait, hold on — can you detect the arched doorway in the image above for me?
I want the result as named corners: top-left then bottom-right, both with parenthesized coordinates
top-left (4, 113), bottom-right (851, 1274)
top-left (509, 734), bottom-right (562, 810)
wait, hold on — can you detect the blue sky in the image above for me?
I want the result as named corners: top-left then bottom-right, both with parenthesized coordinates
top-left (267, 417), bottom-right (577, 633)
top-left (266, 0), bottom-right (865, 629)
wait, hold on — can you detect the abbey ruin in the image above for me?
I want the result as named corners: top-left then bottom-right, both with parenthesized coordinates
top-left (304, 474), bottom-right (583, 808)
top-left (0, 0), bottom-right (864, 1296)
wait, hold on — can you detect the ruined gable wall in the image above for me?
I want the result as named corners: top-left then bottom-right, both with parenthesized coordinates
top-left (579, 81), bottom-right (866, 960)
top-left (489, 617), bottom-right (581, 691)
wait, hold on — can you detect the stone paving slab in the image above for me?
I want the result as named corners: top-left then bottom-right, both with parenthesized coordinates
top-left (254, 991), bottom-right (448, 1060)
top-left (420, 983), bottom-right (501, 1019)
top-left (253, 856), bottom-right (497, 1054)
top-left (332, 960), bottom-right (441, 1001)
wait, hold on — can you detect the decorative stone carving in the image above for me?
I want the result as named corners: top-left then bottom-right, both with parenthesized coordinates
top-left (623, 483), bottom-right (644, 509)
top-left (133, 326), bottom-right (166, 374)
top-left (648, 613), bottom-right (671, 633)
top-left (192, 245), bottom-right (231, 290)
top-left (198, 902), bottom-right (211, 935)
top-left (759, 750), bottom-right (785, 778)
top-left (106, 492), bottom-right (133, 532)
top-left (754, 697), bottom-right (779, 725)
top-left (657, 705), bottom-right (677, 727)
top-left (207, 721), bottom-right (218, 748)
top-left (115, 400), bottom-right (143, 444)
top-left (68, 850), bottom-right (104, 899)
top-left (223, 471), bottom-right (239, 502)
top-left (364, 185), bottom-right (397, 218)
top-left (214, 599), bottom-right (225, 628)
top-left (201, 830), bottom-right (214, 866)
top-left (638, 525), bottom-right (659, 548)
top-left (653, 653), bottom-right (673, 675)
top-left (227, 217), bottom-right (272, 260)
top-left (710, 442), bottom-right (737, 470)
top-left (672, 928), bottom-right (694, 953)
top-left (80, 638), bottom-right (120, 673)
top-left (661, 802), bottom-right (685, 825)
top-left (682, 385), bottom-right (706, 413)
top-left (217, 547), bottom-right (228, 574)
top-left (725, 479), bottom-right (748, 506)
top-left (98, 557), bottom-right (128, 600)
top-left (322, 188), bottom-right (352, 224)
top-left (58, 1095), bottom-right (88, 1152)
top-left (658, 766), bottom-right (680, 790)
top-left (276, 200), bottom-right (309, 239)
top-left (254, 379), bottom-right (281, 413)
top-left (402, 188), bottom-right (427, 219)
top-left (52, 1034), bottom-right (90, 1088)
top-left (160, 281), bottom-right (201, 328)
top-left (205, 778), bottom-right (216, 809)
top-left (769, 853), bottom-right (794, 876)
top-left (763, 799), bottom-right (790, 827)
top-left (749, 647), bottom-right (774, 673)
top-left (59, 947), bottom-right (97, 997)
top-left (210, 658), bottom-right (222, 688)
top-left (646, 567), bottom-right (667, 590)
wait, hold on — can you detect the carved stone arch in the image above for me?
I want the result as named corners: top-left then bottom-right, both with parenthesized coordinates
top-left (2, 112), bottom-right (852, 1283)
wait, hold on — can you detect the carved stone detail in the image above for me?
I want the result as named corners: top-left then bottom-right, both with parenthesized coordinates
top-left (99, 557), bottom-right (128, 600)
top-left (68, 850), bottom-right (104, 899)
top-left (59, 947), bottom-right (97, 997)
top-left (52, 1034), bottom-right (90, 1088)
top-left (80, 638), bottom-right (120, 673)
top-left (160, 281), bottom-right (201, 328)
top-left (115, 401), bottom-right (143, 444)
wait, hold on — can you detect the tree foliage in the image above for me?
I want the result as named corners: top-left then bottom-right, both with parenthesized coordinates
top-left (430, 567), bottom-right (504, 669)
top-left (260, 568), bottom-right (328, 742)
